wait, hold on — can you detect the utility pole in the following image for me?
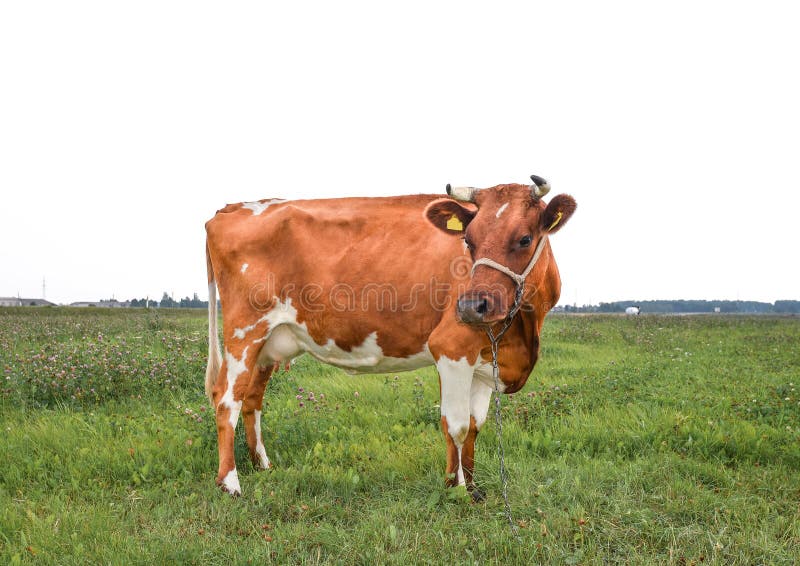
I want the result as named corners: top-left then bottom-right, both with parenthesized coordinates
top-left (42, 277), bottom-right (46, 300)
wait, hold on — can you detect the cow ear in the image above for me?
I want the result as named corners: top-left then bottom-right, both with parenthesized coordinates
top-left (540, 194), bottom-right (576, 234)
top-left (425, 199), bottom-right (476, 235)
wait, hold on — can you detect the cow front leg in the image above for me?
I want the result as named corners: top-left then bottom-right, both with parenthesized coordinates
top-left (461, 379), bottom-right (493, 501)
top-left (437, 355), bottom-right (475, 488)
top-left (241, 364), bottom-right (274, 470)
top-left (440, 416), bottom-right (461, 487)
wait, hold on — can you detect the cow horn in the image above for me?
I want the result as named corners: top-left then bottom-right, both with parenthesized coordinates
top-left (446, 184), bottom-right (479, 203)
top-left (529, 174), bottom-right (550, 199)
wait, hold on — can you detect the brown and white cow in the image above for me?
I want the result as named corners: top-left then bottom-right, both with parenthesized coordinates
top-left (204, 176), bottom-right (576, 496)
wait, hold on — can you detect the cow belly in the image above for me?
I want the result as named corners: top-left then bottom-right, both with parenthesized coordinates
top-left (258, 323), bottom-right (434, 375)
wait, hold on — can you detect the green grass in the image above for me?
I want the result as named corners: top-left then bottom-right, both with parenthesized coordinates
top-left (1, 308), bottom-right (799, 564)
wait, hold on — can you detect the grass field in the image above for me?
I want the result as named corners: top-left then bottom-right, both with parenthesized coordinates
top-left (1, 308), bottom-right (799, 564)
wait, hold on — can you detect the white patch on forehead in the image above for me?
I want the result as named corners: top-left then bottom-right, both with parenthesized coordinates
top-left (242, 198), bottom-right (287, 216)
top-left (495, 202), bottom-right (509, 218)
top-left (220, 468), bottom-right (241, 495)
top-left (241, 263), bottom-right (249, 274)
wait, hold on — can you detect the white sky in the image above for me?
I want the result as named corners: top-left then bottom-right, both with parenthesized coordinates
top-left (1, 1), bottom-right (798, 306)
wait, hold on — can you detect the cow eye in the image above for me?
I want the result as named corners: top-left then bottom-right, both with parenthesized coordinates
top-left (519, 235), bottom-right (532, 248)
top-left (463, 237), bottom-right (474, 251)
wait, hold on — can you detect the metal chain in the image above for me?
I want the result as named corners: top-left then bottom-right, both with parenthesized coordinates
top-left (485, 282), bottom-right (526, 539)
top-left (471, 235), bottom-right (548, 537)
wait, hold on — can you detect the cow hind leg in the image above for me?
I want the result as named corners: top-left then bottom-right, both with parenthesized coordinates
top-left (241, 364), bottom-right (274, 470)
top-left (212, 345), bottom-right (254, 496)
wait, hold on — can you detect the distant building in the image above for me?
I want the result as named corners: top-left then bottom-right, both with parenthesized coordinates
top-left (0, 297), bottom-right (56, 307)
top-left (70, 299), bottom-right (131, 308)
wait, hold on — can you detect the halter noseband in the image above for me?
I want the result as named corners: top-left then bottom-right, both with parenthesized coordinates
top-left (470, 233), bottom-right (549, 288)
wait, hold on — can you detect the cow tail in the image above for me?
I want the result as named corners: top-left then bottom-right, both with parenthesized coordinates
top-left (205, 243), bottom-right (222, 404)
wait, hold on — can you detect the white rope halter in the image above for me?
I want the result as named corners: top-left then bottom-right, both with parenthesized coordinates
top-left (470, 234), bottom-right (549, 287)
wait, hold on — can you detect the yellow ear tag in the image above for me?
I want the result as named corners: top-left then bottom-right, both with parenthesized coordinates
top-left (548, 211), bottom-right (563, 231)
top-left (446, 214), bottom-right (464, 231)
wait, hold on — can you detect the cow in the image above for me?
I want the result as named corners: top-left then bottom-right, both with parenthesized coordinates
top-left (204, 175), bottom-right (576, 497)
top-left (625, 306), bottom-right (641, 315)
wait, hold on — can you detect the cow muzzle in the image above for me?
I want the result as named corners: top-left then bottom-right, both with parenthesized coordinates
top-left (456, 291), bottom-right (506, 324)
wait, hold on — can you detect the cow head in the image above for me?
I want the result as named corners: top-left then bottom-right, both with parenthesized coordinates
top-left (425, 175), bottom-right (576, 324)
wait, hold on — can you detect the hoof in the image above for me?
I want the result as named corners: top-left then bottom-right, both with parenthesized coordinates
top-left (254, 461), bottom-right (273, 472)
top-left (220, 485), bottom-right (241, 497)
top-left (217, 469), bottom-right (241, 496)
top-left (470, 487), bottom-right (486, 503)
top-left (252, 445), bottom-right (272, 471)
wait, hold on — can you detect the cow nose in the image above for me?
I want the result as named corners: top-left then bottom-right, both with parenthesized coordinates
top-left (457, 296), bottom-right (490, 323)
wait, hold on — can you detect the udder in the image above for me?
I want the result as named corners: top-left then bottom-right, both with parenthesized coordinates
top-left (258, 325), bottom-right (302, 365)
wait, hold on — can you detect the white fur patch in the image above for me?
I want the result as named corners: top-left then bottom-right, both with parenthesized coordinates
top-left (241, 263), bottom-right (249, 274)
top-left (221, 468), bottom-right (241, 495)
top-left (473, 361), bottom-right (506, 393)
top-left (238, 297), bottom-right (434, 373)
top-left (437, 355), bottom-right (476, 445)
top-left (470, 379), bottom-right (493, 430)
top-left (495, 203), bottom-right (509, 218)
top-left (253, 410), bottom-right (271, 469)
top-left (242, 199), bottom-right (286, 216)
top-left (233, 311), bottom-right (274, 339)
top-left (220, 348), bottom-right (248, 427)
top-left (456, 445), bottom-right (466, 486)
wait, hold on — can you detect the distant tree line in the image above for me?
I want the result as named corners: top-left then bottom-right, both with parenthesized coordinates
top-left (126, 292), bottom-right (210, 309)
top-left (561, 300), bottom-right (800, 314)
